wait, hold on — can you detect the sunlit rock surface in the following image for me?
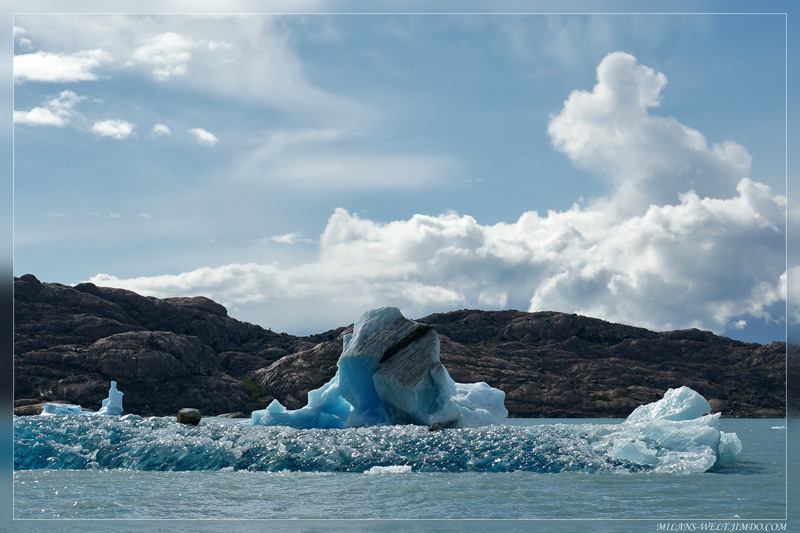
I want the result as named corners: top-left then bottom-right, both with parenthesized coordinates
top-left (251, 307), bottom-right (508, 429)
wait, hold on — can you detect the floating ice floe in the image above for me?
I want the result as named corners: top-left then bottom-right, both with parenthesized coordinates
top-left (251, 307), bottom-right (508, 429)
top-left (365, 465), bottom-right (413, 475)
top-left (41, 381), bottom-right (124, 416)
top-left (40, 402), bottom-right (85, 415)
top-left (15, 386), bottom-right (741, 473)
top-left (585, 386), bottom-right (742, 472)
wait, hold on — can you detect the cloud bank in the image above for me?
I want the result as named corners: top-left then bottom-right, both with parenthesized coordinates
top-left (90, 52), bottom-right (787, 336)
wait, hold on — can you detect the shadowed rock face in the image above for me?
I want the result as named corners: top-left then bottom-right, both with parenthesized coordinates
top-left (419, 310), bottom-right (786, 418)
top-left (13, 274), bottom-right (300, 416)
top-left (14, 275), bottom-right (787, 418)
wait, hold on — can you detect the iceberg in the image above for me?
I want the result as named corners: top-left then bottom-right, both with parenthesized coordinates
top-left (625, 385), bottom-right (711, 423)
top-left (41, 381), bottom-right (124, 416)
top-left (41, 402), bottom-right (85, 415)
top-left (590, 386), bottom-right (742, 472)
top-left (251, 307), bottom-right (508, 429)
top-left (97, 381), bottom-right (124, 415)
top-left (15, 386), bottom-right (740, 473)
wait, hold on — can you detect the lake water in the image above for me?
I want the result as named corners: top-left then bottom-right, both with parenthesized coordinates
top-left (11, 417), bottom-right (789, 531)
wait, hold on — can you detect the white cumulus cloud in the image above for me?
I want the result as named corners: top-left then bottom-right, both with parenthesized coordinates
top-left (91, 177), bottom-right (787, 335)
top-left (89, 53), bottom-right (788, 337)
top-left (14, 90), bottom-right (84, 127)
top-left (188, 127), bottom-right (218, 146)
top-left (13, 15), bottom-right (364, 123)
top-left (548, 51), bottom-right (751, 214)
top-left (14, 49), bottom-right (112, 83)
top-left (91, 119), bottom-right (135, 139)
top-left (15, 107), bottom-right (67, 127)
top-left (151, 124), bottom-right (171, 137)
top-left (272, 232), bottom-right (314, 245)
top-left (14, 26), bottom-right (32, 49)
top-left (131, 32), bottom-right (194, 81)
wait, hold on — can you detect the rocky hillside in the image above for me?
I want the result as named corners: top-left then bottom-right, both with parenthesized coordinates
top-left (13, 274), bottom-right (787, 418)
top-left (419, 310), bottom-right (785, 417)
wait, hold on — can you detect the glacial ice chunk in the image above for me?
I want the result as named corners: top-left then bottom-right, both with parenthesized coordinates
top-left (97, 381), bottom-right (124, 415)
top-left (450, 380), bottom-right (509, 427)
top-left (250, 307), bottom-right (508, 429)
top-left (16, 386), bottom-right (739, 474)
top-left (365, 465), bottom-right (412, 474)
top-left (250, 374), bottom-right (351, 429)
top-left (41, 403), bottom-right (84, 415)
top-left (624, 386), bottom-right (711, 423)
top-left (718, 427), bottom-right (743, 465)
top-left (595, 386), bottom-right (742, 472)
top-left (41, 381), bottom-right (124, 416)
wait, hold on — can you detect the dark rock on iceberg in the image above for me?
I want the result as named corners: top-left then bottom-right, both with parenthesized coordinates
top-left (177, 408), bottom-right (202, 425)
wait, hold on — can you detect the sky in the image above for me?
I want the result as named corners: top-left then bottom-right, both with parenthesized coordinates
top-left (11, 12), bottom-right (793, 343)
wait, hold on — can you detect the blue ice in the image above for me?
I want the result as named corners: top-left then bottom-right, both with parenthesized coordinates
top-left (41, 381), bottom-right (124, 416)
top-left (250, 307), bottom-right (508, 429)
top-left (594, 386), bottom-right (742, 471)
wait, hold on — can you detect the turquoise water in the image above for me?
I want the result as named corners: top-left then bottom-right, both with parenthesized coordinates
top-left (13, 418), bottom-right (786, 522)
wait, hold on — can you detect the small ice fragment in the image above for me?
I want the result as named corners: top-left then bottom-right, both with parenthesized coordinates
top-left (365, 465), bottom-right (412, 475)
top-left (624, 386), bottom-right (711, 423)
top-left (41, 403), bottom-right (84, 415)
top-left (717, 432), bottom-right (743, 466)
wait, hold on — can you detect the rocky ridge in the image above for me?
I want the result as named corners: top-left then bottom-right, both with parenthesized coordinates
top-left (13, 275), bottom-right (788, 418)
